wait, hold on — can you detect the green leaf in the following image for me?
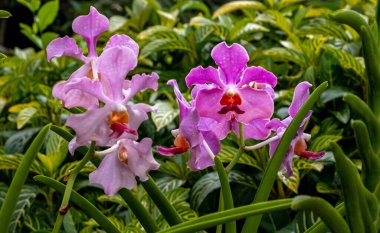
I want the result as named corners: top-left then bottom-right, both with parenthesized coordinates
top-left (17, 0), bottom-right (41, 12)
top-left (151, 101), bottom-right (179, 131)
top-left (45, 131), bottom-right (68, 172)
top-left (41, 32), bottom-right (59, 48)
top-left (138, 26), bottom-right (180, 40)
top-left (309, 135), bottom-right (342, 152)
top-left (8, 185), bottom-right (39, 233)
top-left (140, 39), bottom-right (191, 58)
top-left (218, 144), bottom-right (262, 171)
top-left (320, 86), bottom-right (353, 104)
top-left (322, 45), bottom-right (366, 81)
top-left (212, 1), bottom-right (266, 19)
top-left (0, 53), bottom-right (6, 64)
top-left (63, 210), bottom-right (78, 233)
top-left (316, 182), bottom-right (340, 195)
top-left (16, 107), bottom-right (37, 129)
top-left (294, 210), bottom-right (319, 233)
top-left (36, 0), bottom-right (59, 32)
top-left (263, 47), bottom-right (305, 66)
top-left (155, 176), bottom-right (186, 193)
top-left (293, 157), bottom-right (324, 172)
top-left (278, 169), bottom-right (299, 193)
top-left (109, 16), bottom-right (128, 33)
top-left (5, 127), bottom-right (41, 154)
top-left (191, 171), bottom-right (256, 210)
top-left (19, 23), bottom-right (43, 48)
top-left (0, 154), bottom-right (45, 175)
top-left (0, 10), bottom-right (11, 18)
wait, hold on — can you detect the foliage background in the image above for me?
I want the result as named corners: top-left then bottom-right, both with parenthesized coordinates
top-left (0, 0), bottom-right (374, 232)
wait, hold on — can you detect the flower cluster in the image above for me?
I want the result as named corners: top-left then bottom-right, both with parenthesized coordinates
top-left (47, 7), bottom-right (159, 196)
top-left (157, 42), bottom-right (324, 177)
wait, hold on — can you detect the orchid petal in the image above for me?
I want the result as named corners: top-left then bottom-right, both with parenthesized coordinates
top-left (289, 81), bottom-right (312, 117)
top-left (211, 42), bottom-right (248, 84)
top-left (98, 46), bottom-right (137, 102)
top-left (123, 73), bottom-right (159, 102)
top-left (194, 88), bottom-right (226, 122)
top-left (167, 79), bottom-right (190, 121)
top-left (53, 82), bottom-right (99, 109)
top-left (105, 34), bottom-right (139, 57)
top-left (46, 36), bottom-right (84, 61)
top-left (72, 6), bottom-right (109, 57)
top-left (237, 87), bottom-right (273, 123)
top-left (127, 103), bottom-right (154, 131)
top-left (239, 66), bottom-right (277, 87)
top-left (185, 66), bottom-right (224, 87)
top-left (180, 109), bottom-right (203, 147)
top-left (234, 118), bottom-right (271, 140)
top-left (89, 151), bottom-right (137, 196)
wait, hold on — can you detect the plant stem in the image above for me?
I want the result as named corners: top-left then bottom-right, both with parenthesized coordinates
top-left (215, 157), bottom-right (236, 233)
top-left (141, 175), bottom-right (183, 226)
top-left (225, 122), bottom-right (245, 173)
top-left (34, 175), bottom-right (120, 233)
top-left (52, 142), bottom-right (95, 233)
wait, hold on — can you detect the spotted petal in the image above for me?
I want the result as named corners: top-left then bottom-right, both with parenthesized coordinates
top-left (105, 34), bottom-right (139, 57)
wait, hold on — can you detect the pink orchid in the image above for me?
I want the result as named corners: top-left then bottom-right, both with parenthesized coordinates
top-left (185, 42), bottom-right (277, 140)
top-left (46, 7), bottom-right (139, 109)
top-left (267, 82), bottom-right (325, 177)
top-left (157, 80), bottom-right (220, 171)
top-left (90, 138), bottom-right (160, 196)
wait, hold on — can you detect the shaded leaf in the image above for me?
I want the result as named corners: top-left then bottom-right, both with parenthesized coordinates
top-left (151, 101), bottom-right (179, 131)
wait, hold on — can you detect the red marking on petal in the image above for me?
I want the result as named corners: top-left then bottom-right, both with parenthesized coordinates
top-left (110, 123), bottom-right (137, 137)
top-left (294, 139), bottom-right (307, 155)
top-left (299, 151), bottom-right (325, 159)
top-left (218, 92), bottom-right (245, 114)
top-left (157, 134), bottom-right (190, 156)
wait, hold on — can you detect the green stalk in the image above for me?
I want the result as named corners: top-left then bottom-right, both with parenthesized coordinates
top-left (352, 120), bottom-right (380, 192)
top-left (141, 175), bottom-right (183, 226)
top-left (52, 142), bottom-right (96, 233)
top-left (0, 124), bottom-right (51, 231)
top-left (225, 122), bottom-right (245, 173)
top-left (158, 199), bottom-right (292, 233)
top-left (215, 157), bottom-right (236, 233)
top-left (119, 189), bottom-right (159, 233)
top-left (241, 82), bottom-right (328, 233)
top-left (330, 142), bottom-right (365, 233)
top-left (306, 202), bottom-right (345, 233)
top-left (34, 175), bottom-right (120, 233)
top-left (291, 196), bottom-right (350, 233)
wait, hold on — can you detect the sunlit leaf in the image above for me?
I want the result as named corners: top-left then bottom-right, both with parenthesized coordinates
top-left (151, 101), bottom-right (179, 131)
top-left (36, 0), bottom-right (59, 32)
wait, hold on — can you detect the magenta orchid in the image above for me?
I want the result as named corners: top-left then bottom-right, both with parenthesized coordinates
top-left (185, 42), bottom-right (277, 140)
top-left (266, 82), bottom-right (325, 177)
top-left (157, 80), bottom-right (220, 171)
top-left (90, 138), bottom-right (160, 196)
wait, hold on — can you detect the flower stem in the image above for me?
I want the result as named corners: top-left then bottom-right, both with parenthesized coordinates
top-left (52, 142), bottom-right (96, 233)
top-left (34, 175), bottom-right (120, 233)
top-left (225, 122), bottom-right (245, 173)
top-left (141, 175), bottom-right (183, 226)
top-left (215, 157), bottom-right (236, 233)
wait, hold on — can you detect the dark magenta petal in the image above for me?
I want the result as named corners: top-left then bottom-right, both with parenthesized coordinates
top-left (156, 146), bottom-right (187, 156)
top-left (185, 66), bottom-right (224, 87)
top-left (180, 109), bottom-right (203, 147)
top-left (211, 42), bottom-right (249, 84)
top-left (233, 118), bottom-right (271, 140)
top-left (237, 87), bottom-right (274, 123)
top-left (239, 66), bottom-right (277, 87)
top-left (289, 81), bottom-right (312, 117)
top-left (299, 151), bottom-right (325, 159)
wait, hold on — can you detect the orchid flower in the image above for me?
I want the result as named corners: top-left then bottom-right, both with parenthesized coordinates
top-left (46, 7), bottom-right (139, 109)
top-left (66, 72), bottom-right (159, 154)
top-left (185, 42), bottom-right (277, 140)
top-left (157, 80), bottom-right (220, 171)
top-left (266, 82), bottom-right (325, 177)
top-left (90, 138), bottom-right (160, 196)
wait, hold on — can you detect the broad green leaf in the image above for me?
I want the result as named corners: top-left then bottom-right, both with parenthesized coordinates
top-left (294, 210), bottom-right (319, 233)
top-left (5, 127), bottom-right (41, 154)
top-left (278, 169), bottom-right (299, 193)
top-left (320, 86), bottom-right (353, 104)
top-left (309, 135), bottom-right (342, 152)
top-left (36, 0), bottom-right (59, 32)
top-left (45, 131), bottom-right (68, 172)
top-left (176, 1), bottom-right (210, 18)
top-left (293, 157), bottom-right (323, 172)
top-left (0, 53), bottom-right (6, 64)
top-left (9, 101), bottom-right (40, 113)
top-left (157, 10), bottom-right (177, 27)
top-left (194, 26), bottom-right (214, 43)
top-left (138, 26), bottom-right (179, 40)
top-left (19, 23), bottom-right (43, 48)
top-left (16, 107), bottom-right (37, 129)
top-left (41, 32), bottom-right (59, 48)
top-left (0, 10), bottom-right (11, 18)
top-left (218, 144), bottom-right (262, 171)
top-left (212, 1), bottom-right (266, 19)
top-left (155, 176), bottom-right (186, 193)
top-left (151, 101), bottom-right (179, 131)
top-left (109, 16), bottom-right (128, 33)
top-left (57, 161), bottom-right (96, 181)
top-left (8, 185), bottom-right (39, 233)
top-left (322, 45), bottom-right (366, 81)
top-left (17, 0), bottom-right (41, 12)
top-left (98, 194), bottom-right (128, 207)
top-left (191, 171), bottom-right (256, 209)
top-left (63, 210), bottom-right (78, 233)
top-left (263, 47), bottom-right (305, 66)
top-left (0, 154), bottom-right (44, 174)
top-left (190, 17), bottom-right (229, 39)
top-left (140, 39), bottom-right (191, 58)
